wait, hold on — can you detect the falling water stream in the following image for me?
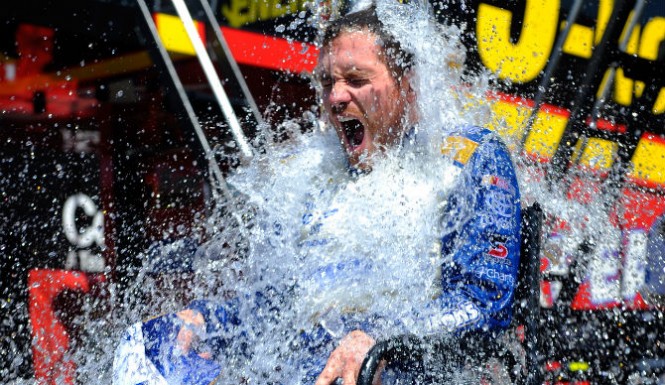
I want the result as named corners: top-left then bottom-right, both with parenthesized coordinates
top-left (111, 2), bottom-right (516, 383)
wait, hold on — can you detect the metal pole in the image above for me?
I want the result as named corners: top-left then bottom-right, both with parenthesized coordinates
top-left (549, 0), bottom-right (637, 177)
top-left (170, 0), bottom-right (254, 158)
top-left (197, 0), bottom-right (264, 127)
top-left (521, 0), bottom-right (584, 148)
top-left (136, 0), bottom-right (234, 199)
top-left (564, 0), bottom-right (647, 174)
top-left (589, 0), bottom-right (647, 125)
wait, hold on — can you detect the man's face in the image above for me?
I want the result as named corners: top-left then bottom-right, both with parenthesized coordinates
top-left (318, 30), bottom-right (412, 170)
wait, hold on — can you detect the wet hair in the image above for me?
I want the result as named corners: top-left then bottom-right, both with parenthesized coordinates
top-left (321, 5), bottom-right (414, 79)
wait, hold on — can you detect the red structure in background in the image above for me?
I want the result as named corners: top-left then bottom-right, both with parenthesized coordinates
top-left (15, 24), bottom-right (54, 78)
top-left (28, 270), bottom-right (106, 385)
top-left (0, 23), bottom-right (97, 118)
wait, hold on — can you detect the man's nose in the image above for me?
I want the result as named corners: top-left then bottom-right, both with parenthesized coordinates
top-left (328, 82), bottom-right (350, 113)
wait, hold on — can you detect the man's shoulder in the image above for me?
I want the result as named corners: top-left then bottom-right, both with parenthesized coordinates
top-left (440, 125), bottom-right (507, 167)
top-left (446, 125), bottom-right (507, 148)
top-left (447, 125), bottom-right (492, 142)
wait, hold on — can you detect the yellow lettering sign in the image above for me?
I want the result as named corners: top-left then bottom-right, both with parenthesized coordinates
top-left (222, 0), bottom-right (308, 28)
top-left (222, 0), bottom-right (252, 27)
top-left (476, 0), bottom-right (559, 83)
top-left (560, 0), bottom-right (614, 59)
top-left (612, 20), bottom-right (641, 106)
top-left (561, 22), bottom-right (594, 59)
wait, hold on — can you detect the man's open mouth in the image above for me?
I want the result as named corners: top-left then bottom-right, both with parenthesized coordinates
top-left (339, 118), bottom-right (365, 148)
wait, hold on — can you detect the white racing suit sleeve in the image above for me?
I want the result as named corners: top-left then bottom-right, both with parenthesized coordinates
top-left (113, 322), bottom-right (169, 385)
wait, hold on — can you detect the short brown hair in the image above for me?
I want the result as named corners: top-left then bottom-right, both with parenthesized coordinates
top-left (321, 6), bottom-right (414, 79)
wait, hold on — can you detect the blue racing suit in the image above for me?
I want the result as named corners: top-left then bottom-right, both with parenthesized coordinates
top-left (113, 126), bottom-right (521, 385)
top-left (430, 126), bottom-right (521, 333)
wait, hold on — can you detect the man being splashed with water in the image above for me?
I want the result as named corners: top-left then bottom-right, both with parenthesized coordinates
top-left (114, 2), bottom-right (521, 385)
top-left (309, 5), bottom-right (520, 383)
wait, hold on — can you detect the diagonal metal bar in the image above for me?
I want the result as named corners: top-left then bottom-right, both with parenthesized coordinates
top-left (521, 0), bottom-right (584, 149)
top-left (588, 0), bottom-right (647, 126)
top-left (549, 0), bottom-right (637, 177)
top-left (197, 0), bottom-right (264, 127)
top-left (170, 0), bottom-right (254, 158)
top-left (135, 0), bottom-right (234, 199)
top-left (565, 0), bottom-right (647, 169)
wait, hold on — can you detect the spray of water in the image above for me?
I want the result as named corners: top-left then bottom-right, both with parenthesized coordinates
top-left (168, 1), bottom-right (502, 382)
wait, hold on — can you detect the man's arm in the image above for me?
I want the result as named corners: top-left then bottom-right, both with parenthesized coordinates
top-left (424, 130), bottom-right (521, 334)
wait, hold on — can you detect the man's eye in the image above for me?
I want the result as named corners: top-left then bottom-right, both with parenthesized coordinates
top-left (347, 78), bottom-right (368, 87)
top-left (319, 77), bottom-right (333, 88)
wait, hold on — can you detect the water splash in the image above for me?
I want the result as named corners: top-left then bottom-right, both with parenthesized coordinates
top-left (159, 2), bottom-right (489, 382)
